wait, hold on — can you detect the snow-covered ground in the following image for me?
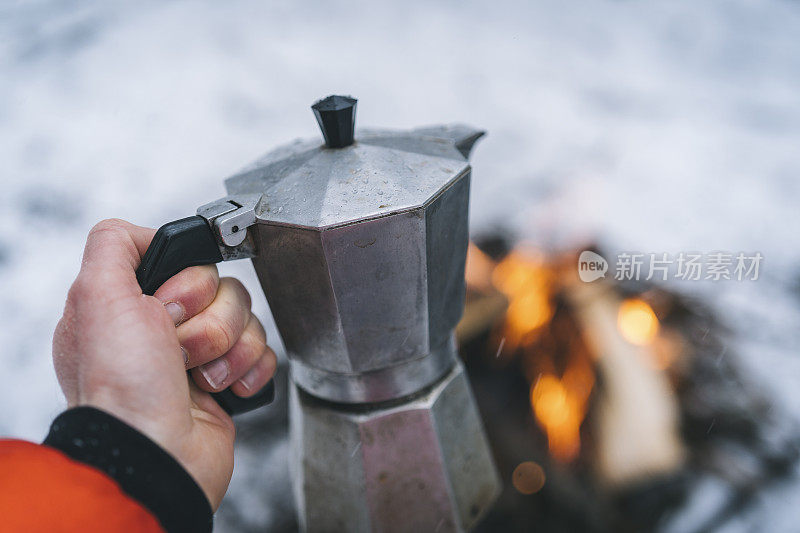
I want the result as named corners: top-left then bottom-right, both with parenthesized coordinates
top-left (2, 0), bottom-right (799, 530)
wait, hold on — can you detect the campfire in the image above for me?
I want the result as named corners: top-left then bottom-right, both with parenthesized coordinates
top-left (458, 237), bottom-right (800, 532)
top-left (218, 234), bottom-right (800, 533)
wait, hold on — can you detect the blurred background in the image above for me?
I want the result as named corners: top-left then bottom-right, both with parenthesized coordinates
top-left (2, 0), bottom-right (800, 531)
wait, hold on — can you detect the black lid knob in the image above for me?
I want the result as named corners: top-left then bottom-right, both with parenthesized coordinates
top-left (312, 95), bottom-right (357, 148)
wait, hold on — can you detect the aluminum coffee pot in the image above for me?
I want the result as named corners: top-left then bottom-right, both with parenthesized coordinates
top-left (136, 96), bottom-right (500, 531)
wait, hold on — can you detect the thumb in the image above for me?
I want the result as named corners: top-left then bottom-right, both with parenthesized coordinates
top-left (78, 219), bottom-right (157, 296)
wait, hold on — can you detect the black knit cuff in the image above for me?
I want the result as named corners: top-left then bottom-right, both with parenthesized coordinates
top-left (43, 407), bottom-right (213, 533)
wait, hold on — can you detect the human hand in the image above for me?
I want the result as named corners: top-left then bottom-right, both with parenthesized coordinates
top-left (52, 219), bottom-right (277, 509)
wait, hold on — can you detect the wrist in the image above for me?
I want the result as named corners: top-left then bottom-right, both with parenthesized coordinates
top-left (44, 407), bottom-right (213, 533)
top-left (76, 389), bottom-right (189, 465)
top-left (76, 384), bottom-right (235, 508)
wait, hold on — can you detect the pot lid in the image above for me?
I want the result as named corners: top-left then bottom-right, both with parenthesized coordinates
top-left (224, 96), bottom-right (484, 230)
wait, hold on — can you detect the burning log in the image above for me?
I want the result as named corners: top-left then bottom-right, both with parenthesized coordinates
top-left (565, 281), bottom-right (685, 488)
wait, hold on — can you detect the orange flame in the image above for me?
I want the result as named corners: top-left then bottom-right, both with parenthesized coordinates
top-left (491, 249), bottom-right (553, 351)
top-left (465, 243), bottom-right (496, 292)
top-left (530, 352), bottom-right (595, 462)
top-left (618, 298), bottom-right (659, 346)
top-left (489, 246), bottom-right (593, 462)
top-left (465, 243), bottom-right (599, 463)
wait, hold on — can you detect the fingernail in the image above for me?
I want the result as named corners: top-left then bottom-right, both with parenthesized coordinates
top-left (200, 358), bottom-right (229, 389)
top-left (238, 365), bottom-right (260, 392)
top-left (165, 302), bottom-right (184, 325)
top-left (180, 346), bottom-right (189, 367)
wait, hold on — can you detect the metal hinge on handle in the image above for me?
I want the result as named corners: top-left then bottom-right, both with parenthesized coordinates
top-left (197, 194), bottom-right (263, 260)
top-left (135, 193), bottom-right (275, 416)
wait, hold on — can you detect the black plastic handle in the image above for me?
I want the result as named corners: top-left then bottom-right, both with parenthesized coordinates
top-left (136, 216), bottom-right (274, 416)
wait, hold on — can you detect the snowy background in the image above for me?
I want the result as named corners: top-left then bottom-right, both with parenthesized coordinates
top-left (1, 0), bottom-right (800, 530)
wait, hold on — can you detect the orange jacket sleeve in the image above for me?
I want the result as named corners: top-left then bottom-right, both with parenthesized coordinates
top-left (1, 407), bottom-right (213, 533)
top-left (0, 439), bottom-right (164, 532)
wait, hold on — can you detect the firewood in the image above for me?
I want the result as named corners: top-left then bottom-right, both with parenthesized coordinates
top-left (566, 281), bottom-right (685, 489)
